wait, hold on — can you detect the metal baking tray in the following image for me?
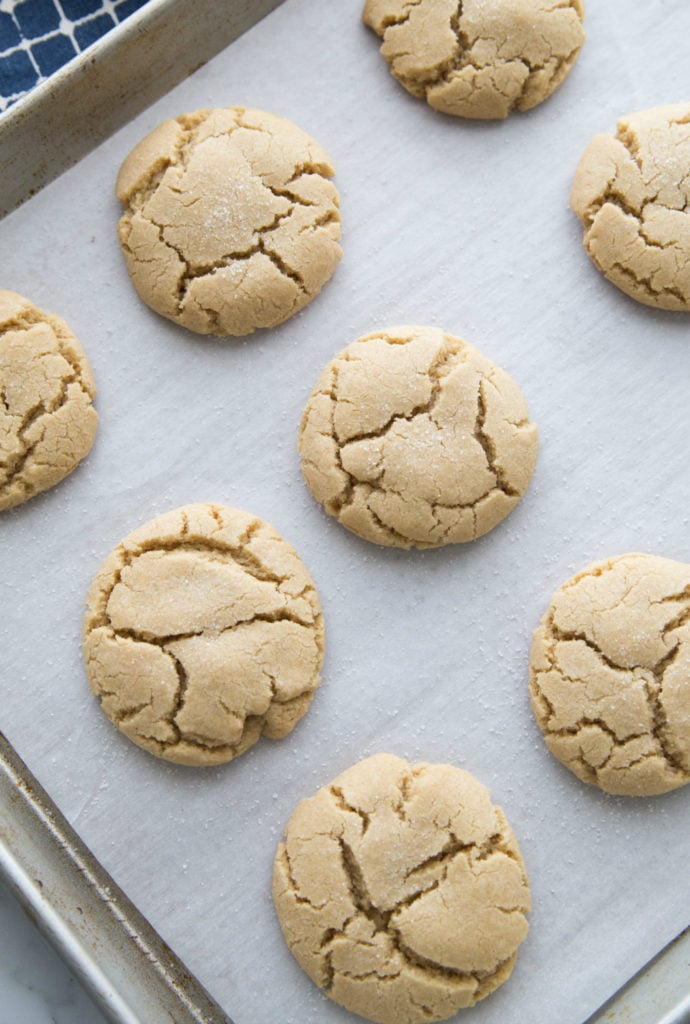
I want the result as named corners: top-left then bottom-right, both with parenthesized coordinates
top-left (0, 730), bottom-right (234, 1024)
top-left (1, 1), bottom-right (689, 1022)
top-left (0, 0), bottom-right (285, 216)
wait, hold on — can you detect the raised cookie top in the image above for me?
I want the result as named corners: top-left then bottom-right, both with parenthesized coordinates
top-left (0, 289), bottom-right (98, 512)
top-left (116, 107), bottom-right (342, 335)
top-left (273, 753), bottom-right (530, 1024)
top-left (363, 0), bottom-right (585, 119)
top-left (83, 503), bottom-right (324, 766)
top-left (530, 553), bottom-right (690, 796)
top-left (298, 325), bottom-right (538, 548)
top-left (570, 103), bottom-right (690, 312)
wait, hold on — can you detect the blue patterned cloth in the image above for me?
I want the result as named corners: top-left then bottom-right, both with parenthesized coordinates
top-left (0, 0), bottom-right (150, 112)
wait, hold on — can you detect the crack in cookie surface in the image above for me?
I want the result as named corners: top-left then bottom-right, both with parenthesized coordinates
top-left (363, 0), bottom-right (585, 119)
top-left (116, 107), bottom-right (342, 336)
top-left (529, 553), bottom-right (690, 795)
top-left (273, 754), bottom-right (530, 1024)
top-left (298, 326), bottom-right (538, 549)
top-left (0, 290), bottom-right (98, 511)
top-left (570, 103), bottom-right (690, 311)
top-left (82, 503), bottom-right (324, 766)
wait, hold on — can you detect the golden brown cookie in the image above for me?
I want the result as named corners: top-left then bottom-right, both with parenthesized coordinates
top-left (273, 753), bottom-right (531, 1024)
top-left (570, 103), bottom-right (690, 311)
top-left (0, 290), bottom-right (97, 512)
top-left (83, 504), bottom-right (324, 766)
top-left (363, 0), bottom-right (585, 119)
top-left (529, 554), bottom-right (690, 796)
top-left (298, 325), bottom-right (538, 548)
top-left (116, 107), bottom-right (342, 336)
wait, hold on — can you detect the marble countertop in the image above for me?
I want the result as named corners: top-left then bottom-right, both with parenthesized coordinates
top-left (0, 880), bottom-right (108, 1024)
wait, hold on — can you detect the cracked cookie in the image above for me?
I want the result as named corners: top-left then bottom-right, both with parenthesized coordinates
top-left (273, 753), bottom-right (531, 1024)
top-left (529, 554), bottom-right (690, 796)
top-left (0, 290), bottom-right (97, 512)
top-left (116, 107), bottom-right (342, 335)
top-left (363, 0), bottom-right (585, 120)
top-left (82, 503), bottom-right (324, 766)
top-left (298, 325), bottom-right (538, 548)
top-left (571, 103), bottom-right (690, 312)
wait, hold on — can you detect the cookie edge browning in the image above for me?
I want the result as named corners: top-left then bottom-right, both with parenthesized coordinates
top-left (570, 102), bottom-right (690, 312)
top-left (115, 107), bottom-right (343, 337)
top-left (298, 325), bottom-right (539, 550)
top-left (82, 503), bottom-right (325, 766)
top-left (362, 0), bottom-right (586, 120)
top-left (272, 753), bottom-right (531, 1024)
top-left (528, 553), bottom-right (690, 796)
top-left (0, 290), bottom-right (98, 512)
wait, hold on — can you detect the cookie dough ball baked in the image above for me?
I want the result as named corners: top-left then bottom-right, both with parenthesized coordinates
top-left (571, 104), bottom-right (690, 311)
top-left (0, 290), bottom-right (97, 512)
top-left (83, 504), bottom-right (324, 766)
top-left (529, 554), bottom-right (690, 796)
top-left (116, 107), bottom-right (342, 335)
top-left (363, 0), bottom-right (585, 120)
top-left (273, 753), bottom-right (530, 1024)
top-left (298, 325), bottom-right (538, 548)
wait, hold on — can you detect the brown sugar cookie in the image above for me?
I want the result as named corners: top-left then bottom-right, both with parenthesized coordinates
top-left (273, 753), bottom-right (531, 1024)
top-left (298, 325), bottom-right (538, 548)
top-left (82, 504), bottom-right (324, 766)
top-left (529, 554), bottom-right (690, 796)
top-left (570, 103), bottom-right (690, 311)
top-left (0, 290), bottom-right (97, 512)
top-left (363, 0), bottom-right (585, 120)
top-left (116, 107), bottom-right (342, 336)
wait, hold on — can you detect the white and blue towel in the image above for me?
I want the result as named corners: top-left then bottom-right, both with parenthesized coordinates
top-left (0, 0), bottom-right (150, 112)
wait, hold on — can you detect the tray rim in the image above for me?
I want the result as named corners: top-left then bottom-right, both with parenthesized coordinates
top-left (0, 0), bottom-right (286, 218)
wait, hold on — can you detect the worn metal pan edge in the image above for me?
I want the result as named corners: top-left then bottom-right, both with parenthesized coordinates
top-left (583, 924), bottom-right (690, 1024)
top-left (0, 0), bottom-right (286, 218)
top-left (0, 731), bottom-right (234, 1024)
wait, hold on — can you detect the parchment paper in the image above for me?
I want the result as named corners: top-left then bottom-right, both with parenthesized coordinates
top-left (1, 1), bottom-right (689, 1022)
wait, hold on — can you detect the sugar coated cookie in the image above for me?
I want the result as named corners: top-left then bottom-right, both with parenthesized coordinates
top-left (83, 504), bottom-right (324, 766)
top-left (273, 753), bottom-right (530, 1024)
top-left (530, 554), bottom-right (690, 796)
top-left (116, 107), bottom-right (342, 335)
top-left (298, 325), bottom-right (538, 548)
top-left (363, 0), bottom-right (585, 120)
top-left (0, 290), bottom-right (97, 512)
top-left (571, 103), bottom-right (690, 311)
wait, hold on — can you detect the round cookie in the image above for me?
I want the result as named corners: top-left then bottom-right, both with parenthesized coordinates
top-left (0, 290), bottom-right (98, 512)
top-left (116, 107), bottom-right (342, 336)
top-left (82, 504), bottom-right (324, 766)
top-left (273, 753), bottom-right (531, 1024)
top-left (529, 554), bottom-right (690, 796)
top-left (570, 103), bottom-right (690, 311)
top-left (362, 0), bottom-right (585, 120)
top-left (298, 325), bottom-right (538, 549)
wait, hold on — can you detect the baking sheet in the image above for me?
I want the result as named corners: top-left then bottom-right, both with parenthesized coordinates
top-left (0, 0), bottom-right (287, 217)
top-left (1, 1), bottom-right (689, 1022)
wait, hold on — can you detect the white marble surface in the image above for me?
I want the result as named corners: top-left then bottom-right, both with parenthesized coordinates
top-left (0, 880), bottom-right (109, 1024)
